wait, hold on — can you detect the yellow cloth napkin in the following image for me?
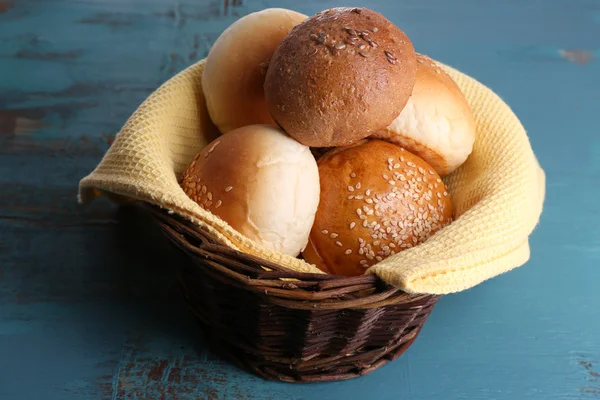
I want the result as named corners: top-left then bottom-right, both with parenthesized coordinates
top-left (78, 58), bottom-right (545, 295)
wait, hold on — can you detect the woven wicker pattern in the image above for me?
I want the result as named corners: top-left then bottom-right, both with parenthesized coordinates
top-left (148, 205), bottom-right (439, 382)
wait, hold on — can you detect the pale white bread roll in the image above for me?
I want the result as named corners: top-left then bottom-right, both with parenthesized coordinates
top-left (371, 54), bottom-right (476, 176)
top-left (181, 125), bottom-right (320, 257)
top-left (202, 8), bottom-right (308, 134)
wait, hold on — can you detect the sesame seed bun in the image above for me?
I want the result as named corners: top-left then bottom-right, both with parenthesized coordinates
top-left (302, 140), bottom-right (453, 276)
top-left (371, 54), bottom-right (476, 176)
top-left (202, 8), bottom-right (308, 134)
top-left (181, 124), bottom-right (320, 257)
top-left (264, 7), bottom-right (417, 147)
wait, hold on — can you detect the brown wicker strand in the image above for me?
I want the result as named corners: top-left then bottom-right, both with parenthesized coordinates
top-left (145, 204), bottom-right (440, 382)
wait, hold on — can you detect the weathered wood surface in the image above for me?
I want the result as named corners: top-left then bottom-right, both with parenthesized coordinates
top-left (0, 0), bottom-right (599, 399)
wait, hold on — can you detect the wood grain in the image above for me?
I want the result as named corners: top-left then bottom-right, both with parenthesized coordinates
top-left (1, 0), bottom-right (599, 399)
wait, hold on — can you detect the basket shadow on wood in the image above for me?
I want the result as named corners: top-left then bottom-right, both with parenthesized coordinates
top-left (146, 204), bottom-right (440, 383)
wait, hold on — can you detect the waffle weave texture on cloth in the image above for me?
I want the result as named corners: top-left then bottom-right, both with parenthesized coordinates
top-left (78, 58), bottom-right (546, 295)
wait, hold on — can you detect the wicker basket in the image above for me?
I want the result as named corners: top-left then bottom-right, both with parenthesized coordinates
top-left (146, 204), bottom-right (440, 383)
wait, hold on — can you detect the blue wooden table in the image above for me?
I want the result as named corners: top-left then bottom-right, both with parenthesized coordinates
top-left (1, 0), bottom-right (598, 399)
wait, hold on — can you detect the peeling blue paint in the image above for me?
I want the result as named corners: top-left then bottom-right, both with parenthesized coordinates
top-left (1, 0), bottom-right (599, 399)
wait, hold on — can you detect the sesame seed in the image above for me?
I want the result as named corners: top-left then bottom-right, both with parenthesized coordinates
top-left (350, 222), bottom-right (356, 229)
top-left (371, 27), bottom-right (379, 33)
top-left (418, 167), bottom-right (424, 174)
top-left (429, 170), bottom-right (435, 175)
top-left (350, 172), bottom-right (357, 178)
top-left (330, 233), bottom-right (339, 239)
top-left (355, 195), bottom-right (364, 200)
top-left (389, 180), bottom-right (396, 185)
top-left (336, 241), bottom-right (343, 247)
top-left (202, 185), bottom-right (207, 194)
top-left (359, 51), bottom-right (369, 57)
top-left (363, 220), bottom-right (369, 227)
top-left (376, 256), bottom-right (383, 262)
top-left (359, 248), bottom-right (364, 255)
top-left (321, 230), bottom-right (328, 235)
top-left (373, 240), bottom-right (380, 246)
top-left (209, 141), bottom-right (221, 153)
top-left (215, 200), bottom-right (222, 208)
top-left (388, 157), bottom-right (394, 163)
top-left (400, 156), bottom-right (405, 162)
top-left (205, 201), bottom-right (212, 207)
top-left (335, 43), bottom-right (346, 50)
top-left (444, 191), bottom-right (448, 196)
top-left (367, 210), bottom-right (374, 216)
top-left (348, 186), bottom-right (354, 192)
top-left (366, 198), bottom-right (373, 204)
top-left (356, 208), bottom-right (362, 216)
top-left (360, 260), bottom-right (368, 265)
top-left (366, 189), bottom-right (371, 196)
top-left (437, 193), bottom-right (442, 198)
top-left (348, 195), bottom-right (355, 200)
top-left (437, 178), bottom-right (442, 183)
top-left (366, 254), bottom-right (374, 260)
top-left (374, 224), bottom-right (381, 231)
top-left (345, 249), bottom-right (352, 255)
top-left (225, 186), bottom-right (233, 192)
top-left (359, 43), bottom-right (366, 50)
top-left (207, 192), bottom-right (213, 201)
top-left (383, 174), bottom-right (389, 180)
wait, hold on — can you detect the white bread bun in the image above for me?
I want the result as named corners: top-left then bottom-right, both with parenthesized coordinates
top-left (181, 125), bottom-right (320, 257)
top-left (302, 139), bottom-right (453, 276)
top-left (202, 8), bottom-right (307, 134)
top-left (371, 54), bottom-right (476, 176)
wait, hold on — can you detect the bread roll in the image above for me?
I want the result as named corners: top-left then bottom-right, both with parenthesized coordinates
top-left (264, 7), bottom-right (417, 147)
top-left (202, 8), bottom-right (307, 134)
top-left (181, 125), bottom-right (320, 257)
top-left (302, 140), bottom-right (453, 276)
top-left (371, 54), bottom-right (476, 176)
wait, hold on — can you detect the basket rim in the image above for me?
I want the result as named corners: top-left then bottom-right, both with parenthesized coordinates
top-left (145, 202), bottom-right (441, 309)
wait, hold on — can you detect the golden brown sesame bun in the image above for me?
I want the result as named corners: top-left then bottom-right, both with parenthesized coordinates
top-left (181, 124), bottom-right (320, 257)
top-left (264, 7), bottom-right (417, 147)
top-left (202, 8), bottom-right (308, 134)
top-left (302, 140), bottom-right (452, 276)
top-left (371, 54), bottom-right (476, 176)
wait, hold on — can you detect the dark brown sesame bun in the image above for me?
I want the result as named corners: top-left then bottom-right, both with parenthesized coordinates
top-left (371, 54), bottom-right (476, 176)
top-left (302, 139), bottom-right (453, 276)
top-left (264, 7), bottom-right (417, 148)
top-left (202, 8), bottom-right (307, 134)
top-left (181, 124), bottom-right (320, 257)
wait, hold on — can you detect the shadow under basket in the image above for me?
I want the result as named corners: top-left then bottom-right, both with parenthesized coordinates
top-left (147, 204), bottom-right (440, 383)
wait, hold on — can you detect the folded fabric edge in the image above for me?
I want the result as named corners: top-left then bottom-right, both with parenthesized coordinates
top-left (373, 238), bottom-right (532, 294)
top-left (77, 176), bottom-right (246, 252)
